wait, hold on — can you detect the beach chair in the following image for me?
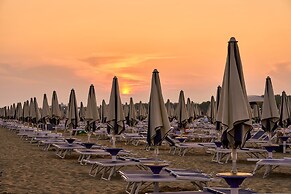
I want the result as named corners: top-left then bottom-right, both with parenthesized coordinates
top-left (119, 168), bottom-right (218, 194)
top-left (252, 157), bottom-right (291, 178)
top-left (85, 158), bottom-right (140, 180)
top-left (76, 148), bottom-right (132, 165)
top-left (208, 147), bottom-right (267, 164)
top-left (122, 133), bottom-right (147, 146)
top-left (52, 142), bottom-right (84, 159)
top-left (165, 136), bottom-right (204, 156)
top-left (145, 187), bottom-right (256, 194)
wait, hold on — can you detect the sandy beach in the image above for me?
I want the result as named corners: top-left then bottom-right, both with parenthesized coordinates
top-left (0, 127), bottom-right (290, 194)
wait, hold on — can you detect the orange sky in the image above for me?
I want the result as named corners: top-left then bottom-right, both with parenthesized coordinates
top-left (0, 0), bottom-right (291, 106)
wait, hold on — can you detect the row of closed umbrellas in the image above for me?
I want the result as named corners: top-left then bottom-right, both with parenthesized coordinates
top-left (0, 37), bottom-right (290, 165)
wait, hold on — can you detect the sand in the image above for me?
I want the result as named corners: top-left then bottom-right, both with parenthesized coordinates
top-left (0, 127), bottom-right (291, 194)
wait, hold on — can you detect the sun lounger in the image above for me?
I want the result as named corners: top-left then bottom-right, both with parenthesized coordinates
top-left (119, 168), bottom-right (218, 194)
top-left (166, 136), bottom-right (204, 156)
top-left (208, 148), bottom-right (267, 164)
top-left (145, 187), bottom-right (256, 194)
top-left (75, 148), bottom-right (132, 165)
top-left (252, 157), bottom-right (291, 178)
top-left (122, 133), bottom-right (147, 146)
top-left (39, 138), bottom-right (66, 151)
top-left (52, 143), bottom-right (85, 159)
top-left (84, 158), bottom-right (139, 180)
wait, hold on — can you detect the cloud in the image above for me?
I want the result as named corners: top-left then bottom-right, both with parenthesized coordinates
top-left (80, 56), bottom-right (126, 67)
top-left (269, 61), bottom-right (291, 94)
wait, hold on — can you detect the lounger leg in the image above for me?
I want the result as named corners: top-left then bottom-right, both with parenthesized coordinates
top-left (153, 182), bottom-right (159, 192)
top-left (182, 149), bottom-right (187, 156)
top-left (107, 167), bottom-right (116, 180)
top-left (89, 164), bottom-right (98, 177)
top-left (134, 182), bottom-right (143, 194)
top-left (225, 153), bottom-right (230, 163)
top-left (252, 163), bottom-right (263, 174)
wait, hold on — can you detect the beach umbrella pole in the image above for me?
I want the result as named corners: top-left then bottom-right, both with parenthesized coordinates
top-left (231, 148), bottom-right (237, 174)
top-left (268, 132), bottom-right (272, 144)
top-left (231, 188), bottom-right (239, 194)
top-left (87, 132), bottom-right (91, 142)
top-left (112, 134), bottom-right (116, 148)
top-left (154, 146), bottom-right (159, 163)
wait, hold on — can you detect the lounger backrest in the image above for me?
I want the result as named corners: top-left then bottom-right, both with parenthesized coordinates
top-left (251, 130), bottom-right (265, 140)
top-left (164, 135), bottom-right (176, 146)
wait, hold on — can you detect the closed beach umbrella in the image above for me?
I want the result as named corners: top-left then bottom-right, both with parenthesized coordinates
top-left (176, 90), bottom-right (189, 129)
top-left (187, 98), bottom-right (194, 123)
top-left (101, 99), bottom-right (108, 123)
top-left (123, 102), bottom-right (129, 122)
top-left (79, 102), bottom-right (86, 121)
top-left (29, 98), bottom-right (35, 122)
top-left (147, 69), bottom-right (171, 148)
top-left (261, 76), bottom-right (279, 137)
top-left (11, 104), bottom-right (16, 119)
top-left (127, 97), bottom-right (137, 126)
top-left (216, 37), bottom-right (252, 173)
top-left (51, 91), bottom-right (61, 125)
top-left (66, 89), bottom-right (79, 130)
top-left (137, 101), bottom-right (146, 121)
top-left (251, 104), bottom-right (261, 123)
top-left (165, 99), bottom-right (174, 121)
top-left (193, 104), bottom-right (200, 119)
top-left (85, 84), bottom-right (99, 131)
top-left (107, 76), bottom-right (125, 147)
top-left (42, 94), bottom-right (51, 122)
top-left (15, 102), bottom-right (22, 121)
top-left (33, 97), bottom-right (41, 124)
top-left (279, 91), bottom-right (290, 129)
top-left (207, 96), bottom-right (216, 124)
top-left (215, 86), bottom-right (222, 131)
top-left (23, 100), bottom-right (30, 122)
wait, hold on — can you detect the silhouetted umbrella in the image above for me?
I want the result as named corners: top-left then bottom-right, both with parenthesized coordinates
top-left (215, 86), bottom-right (222, 131)
top-left (123, 102), bottom-right (129, 122)
top-left (127, 97), bottom-right (137, 126)
top-left (101, 99), bottom-right (108, 123)
top-left (107, 76), bottom-right (125, 147)
top-left (34, 97), bottom-right (41, 124)
top-left (176, 90), bottom-right (189, 129)
top-left (216, 37), bottom-right (252, 173)
top-left (251, 104), bottom-right (261, 123)
top-left (51, 91), bottom-right (61, 125)
top-left (193, 103), bottom-right (200, 119)
top-left (137, 101), bottom-right (146, 121)
top-left (187, 98), bottom-right (194, 123)
top-left (165, 99), bottom-right (174, 121)
top-left (261, 76), bottom-right (279, 139)
top-left (207, 96), bottom-right (216, 124)
top-left (15, 102), bottom-right (22, 121)
top-left (42, 94), bottom-right (51, 123)
top-left (66, 89), bottom-right (79, 131)
top-left (29, 98), bottom-right (35, 123)
top-left (147, 69), bottom-right (171, 158)
top-left (11, 104), bottom-right (16, 119)
top-left (79, 102), bottom-right (86, 121)
top-left (85, 84), bottom-right (99, 138)
top-left (23, 100), bottom-right (30, 122)
top-left (279, 91), bottom-right (290, 129)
